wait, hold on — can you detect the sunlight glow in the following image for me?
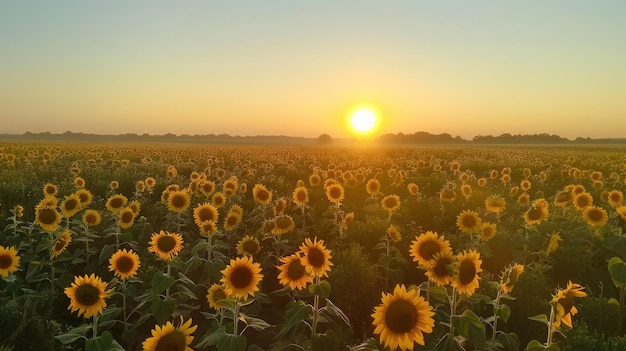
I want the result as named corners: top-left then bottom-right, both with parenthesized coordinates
top-left (348, 107), bottom-right (379, 136)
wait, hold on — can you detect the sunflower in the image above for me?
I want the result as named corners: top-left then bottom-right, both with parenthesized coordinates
top-left (236, 235), bottom-right (261, 256)
top-left (167, 190), bottom-right (191, 213)
top-left (545, 232), bottom-right (562, 255)
top-left (308, 173), bottom-right (321, 187)
top-left (127, 200), bottom-right (141, 216)
top-left (607, 190), bottom-right (624, 207)
top-left (74, 177), bottom-right (85, 188)
top-left (524, 201), bottom-right (549, 226)
top-left (36, 196), bottom-right (58, 210)
top-left (299, 237), bottom-right (334, 278)
top-left (509, 186), bottom-right (519, 198)
top-left (211, 191), bottom-right (227, 208)
top-left (452, 250), bottom-right (482, 296)
top-left (292, 186), bottom-right (309, 206)
top-left (75, 189), bottom-right (93, 207)
top-left (386, 225), bottom-right (402, 243)
top-left (366, 178), bottom-right (381, 196)
top-left (456, 209), bottom-right (482, 234)
top-left (381, 194), bottom-right (401, 213)
top-left (485, 196), bottom-right (506, 214)
top-left (439, 189), bottom-right (456, 203)
top-left (262, 219), bottom-right (276, 234)
top-left (277, 253), bottom-right (313, 290)
top-left (135, 180), bottom-right (146, 193)
top-left (106, 194), bottom-right (128, 213)
top-left (371, 284), bottom-right (435, 350)
top-left (230, 204), bottom-right (244, 216)
top-left (552, 281), bottom-right (587, 328)
top-left (220, 256), bottom-right (263, 300)
top-left (60, 194), bottom-right (82, 218)
top-left (617, 206), bottom-right (626, 221)
top-left (110, 181), bottom-right (119, 190)
top-left (554, 191), bottom-right (572, 207)
top-left (272, 215), bottom-right (295, 235)
top-left (425, 251), bottom-right (454, 287)
top-left (517, 192), bottom-right (530, 206)
top-left (193, 203), bottom-right (218, 228)
top-left (573, 192), bottom-right (593, 211)
top-left (582, 205), bottom-right (608, 227)
top-left (407, 183), bottom-right (419, 195)
top-left (477, 178), bottom-right (487, 187)
top-left (460, 184), bottom-right (472, 199)
top-left (118, 207), bottom-right (136, 229)
top-left (253, 184), bottom-right (273, 206)
top-left (325, 183), bottom-right (345, 205)
top-left (0, 245), bottom-right (20, 277)
top-left (479, 222), bottom-right (497, 241)
top-left (14, 204), bottom-right (24, 218)
top-left (148, 231), bottom-right (184, 261)
top-left (342, 212), bottom-right (355, 229)
top-left (223, 211), bottom-right (242, 232)
top-left (206, 283), bottom-right (229, 311)
top-left (145, 177), bottom-right (156, 189)
top-left (200, 180), bottom-right (216, 196)
top-left (198, 220), bottom-right (218, 237)
top-left (520, 180), bottom-right (531, 192)
top-left (82, 209), bottom-right (101, 227)
top-left (274, 198), bottom-right (287, 215)
top-left (35, 206), bottom-right (62, 232)
top-left (500, 264), bottom-right (524, 294)
top-left (51, 229), bottom-right (72, 259)
top-left (109, 248), bottom-right (140, 280)
top-left (43, 182), bottom-right (58, 197)
top-left (409, 231), bottom-right (452, 267)
top-left (64, 274), bottom-right (109, 318)
top-left (142, 317), bottom-right (197, 351)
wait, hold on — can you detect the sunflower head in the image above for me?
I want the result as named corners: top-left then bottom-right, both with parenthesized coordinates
top-left (479, 222), bottom-right (497, 241)
top-left (500, 264), bottom-right (524, 294)
top-left (452, 250), bottom-right (483, 296)
top-left (60, 194), bottom-right (82, 218)
top-left (148, 231), bottom-right (184, 261)
top-left (236, 235), bottom-right (261, 256)
top-left (142, 316), bottom-right (197, 351)
top-left (118, 207), bottom-right (136, 229)
top-left (325, 183), bottom-right (345, 204)
top-left (551, 281), bottom-right (587, 328)
top-left (0, 245), bottom-right (21, 277)
top-left (206, 283), bottom-right (229, 311)
top-left (75, 189), bottom-right (93, 206)
top-left (35, 206), bottom-right (62, 232)
top-left (167, 190), bottom-right (191, 213)
top-left (456, 209), bottom-right (482, 234)
top-left (299, 237), bottom-right (334, 278)
top-left (109, 248), bottom-right (141, 280)
top-left (220, 256), bottom-right (263, 300)
top-left (277, 253), bottom-right (313, 290)
top-left (82, 209), bottom-right (101, 227)
top-left (64, 274), bottom-right (110, 318)
top-left (366, 178), bottom-right (381, 196)
top-left (106, 194), bottom-right (128, 213)
top-left (409, 231), bottom-right (452, 267)
top-left (425, 251), bottom-right (454, 287)
top-left (582, 205), bottom-right (608, 227)
top-left (272, 215), bottom-right (295, 235)
top-left (51, 230), bottom-right (72, 259)
top-left (193, 202), bottom-right (219, 227)
top-left (381, 195), bottom-right (401, 212)
top-left (386, 225), bottom-right (402, 243)
top-left (253, 184), bottom-right (273, 205)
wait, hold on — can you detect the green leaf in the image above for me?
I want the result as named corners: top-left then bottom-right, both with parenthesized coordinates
top-left (526, 339), bottom-right (559, 351)
top-left (451, 309), bottom-right (486, 347)
top-left (275, 300), bottom-right (312, 339)
top-left (309, 280), bottom-right (331, 299)
top-left (372, 241), bottom-right (387, 251)
top-left (151, 270), bottom-right (175, 294)
top-left (54, 323), bottom-right (91, 344)
top-left (528, 314), bottom-right (549, 324)
top-left (495, 304), bottom-right (512, 323)
top-left (427, 285), bottom-right (449, 301)
top-left (387, 268), bottom-right (405, 285)
top-left (216, 333), bottom-right (247, 351)
top-left (85, 331), bottom-right (125, 351)
top-left (311, 329), bottom-right (339, 351)
top-left (98, 244), bottom-right (116, 265)
top-left (151, 296), bottom-right (176, 324)
top-left (495, 331), bottom-right (520, 351)
top-left (321, 299), bottom-right (350, 326)
top-left (608, 256), bottom-right (626, 286)
top-left (239, 313), bottom-right (272, 331)
top-left (434, 334), bottom-right (462, 351)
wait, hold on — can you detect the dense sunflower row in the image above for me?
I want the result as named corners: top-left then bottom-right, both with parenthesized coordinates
top-left (1, 143), bottom-right (626, 350)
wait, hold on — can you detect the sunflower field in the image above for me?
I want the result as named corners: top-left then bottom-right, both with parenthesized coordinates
top-left (1, 142), bottom-right (626, 351)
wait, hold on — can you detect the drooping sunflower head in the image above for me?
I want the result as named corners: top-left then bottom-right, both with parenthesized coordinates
top-left (299, 237), bottom-right (333, 278)
top-left (206, 283), bottom-right (229, 311)
top-left (106, 194), bottom-right (128, 213)
top-left (141, 316), bottom-right (197, 351)
top-left (371, 284), bottom-right (435, 350)
top-left (366, 178), bottom-right (381, 196)
top-left (167, 190), bottom-right (191, 213)
top-left (553, 190), bottom-right (572, 207)
top-left (0, 245), bottom-right (21, 277)
top-left (64, 273), bottom-right (109, 318)
top-left (545, 231), bottom-right (562, 255)
top-left (148, 231), bottom-right (184, 261)
top-left (452, 249), bottom-right (483, 296)
top-left (236, 235), bottom-right (261, 256)
top-left (342, 212), bottom-right (355, 229)
top-left (277, 253), bottom-right (313, 291)
top-left (82, 209), bottom-right (101, 227)
top-left (485, 196), bottom-right (506, 213)
top-left (456, 209), bottom-right (482, 234)
top-left (551, 281), bottom-right (587, 328)
top-left (386, 225), bottom-right (402, 243)
top-left (409, 231), bottom-right (452, 268)
top-left (109, 248), bottom-right (141, 280)
top-left (50, 229), bottom-right (72, 259)
top-left (500, 263), bottom-right (524, 294)
top-left (508, 186), bottom-right (519, 198)
top-left (220, 256), bottom-right (263, 300)
top-left (253, 183), bottom-right (273, 206)
top-left (60, 194), bottom-right (82, 218)
top-left (425, 251), bottom-right (454, 287)
top-left (325, 183), bottom-right (345, 204)
top-left (273, 198), bottom-right (287, 215)
top-left (14, 204), bottom-right (24, 218)
top-left (381, 195), bottom-right (401, 212)
top-left (223, 211), bottom-right (242, 232)
top-left (272, 215), bottom-right (295, 235)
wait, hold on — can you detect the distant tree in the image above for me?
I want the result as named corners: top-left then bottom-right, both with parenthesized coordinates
top-left (317, 133), bottom-right (332, 144)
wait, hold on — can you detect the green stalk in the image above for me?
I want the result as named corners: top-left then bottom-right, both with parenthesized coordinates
top-left (546, 304), bottom-right (555, 346)
top-left (618, 286), bottom-right (625, 336)
top-left (450, 287), bottom-right (457, 339)
top-left (234, 299), bottom-right (241, 335)
top-left (491, 289), bottom-right (502, 344)
top-left (312, 275), bottom-right (321, 336)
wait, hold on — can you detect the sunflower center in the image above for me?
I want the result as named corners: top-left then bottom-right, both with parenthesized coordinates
top-left (64, 199), bottom-right (78, 211)
top-left (54, 238), bottom-right (67, 251)
top-left (459, 260), bottom-right (477, 285)
top-left (45, 186), bottom-right (56, 195)
top-left (242, 241), bottom-right (259, 255)
top-left (287, 259), bottom-right (306, 280)
top-left (385, 299), bottom-right (417, 334)
top-left (276, 217), bottom-right (292, 230)
top-left (418, 241), bottom-right (441, 262)
top-left (527, 207), bottom-right (542, 221)
top-left (433, 258), bottom-right (451, 277)
top-left (75, 284), bottom-right (101, 306)
top-left (559, 294), bottom-right (575, 315)
top-left (307, 248), bottom-right (325, 268)
top-left (115, 256), bottom-right (135, 273)
top-left (110, 198), bottom-right (124, 209)
top-left (39, 208), bottom-right (58, 224)
top-left (576, 197), bottom-right (590, 208)
top-left (157, 236), bottom-right (177, 253)
top-left (213, 196), bottom-right (224, 206)
top-left (329, 187), bottom-right (342, 200)
top-left (227, 215), bottom-right (238, 226)
top-left (121, 211), bottom-right (134, 223)
top-left (171, 195), bottom-right (187, 208)
top-left (0, 254), bottom-right (12, 269)
top-left (256, 190), bottom-right (269, 202)
top-left (154, 330), bottom-right (187, 351)
top-left (78, 193), bottom-right (89, 202)
top-left (383, 198), bottom-right (397, 209)
top-left (198, 208), bottom-right (215, 222)
top-left (230, 266), bottom-right (253, 289)
top-left (85, 214), bottom-right (98, 225)
top-left (587, 209), bottom-right (603, 221)
top-left (461, 215), bottom-right (477, 228)
top-left (296, 191), bottom-right (307, 202)
top-left (212, 288), bottom-right (227, 302)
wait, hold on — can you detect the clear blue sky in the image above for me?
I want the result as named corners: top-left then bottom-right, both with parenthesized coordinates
top-left (1, 1), bottom-right (625, 139)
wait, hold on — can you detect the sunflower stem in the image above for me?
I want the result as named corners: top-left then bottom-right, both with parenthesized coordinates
top-left (449, 287), bottom-right (457, 339)
top-left (546, 303), bottom-right (555, 346)
top-left (312, 275), bottom-right (321, 336)
top-left (618, 285), bottom-right (625, 336)
top-left (165, 263), bottom-right (171, 299)
top-left (207, 234), bottom-right (213, 262)
top-left (384, 236), bottom-right (390, 291)
top-left (122, 280), bottom-right (128, 329)
top-left (491, 289), bottom-right (502, 344)
top-left (92, 313), bottom-right (99, 339)
top-left (233, 298), bottom-right (241, 335)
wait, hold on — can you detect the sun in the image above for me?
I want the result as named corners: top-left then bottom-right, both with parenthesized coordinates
top-left (348, 107), bottom-right (379, 136)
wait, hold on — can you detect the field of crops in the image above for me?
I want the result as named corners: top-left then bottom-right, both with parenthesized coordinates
top-left (1, 142), bottom-right (626, 351)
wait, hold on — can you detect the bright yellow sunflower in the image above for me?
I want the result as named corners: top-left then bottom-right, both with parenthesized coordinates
top-left (50, 229), bottom-right (72, 259)
top-left (109, 248), bottom-right (141, 280)
top-left (582, 205), bottom-right (608, 227)
top-left (230, 204), bottom-right (244, 216)
top-left (381, 194), bottom-right (401, 213)
top-left (193, 203), bottom-right (219, 228)
top-left (607, 190), bottom-right (623, 207)
top-left (325, 183), bottom-right (345, 205)
top-left (35, 206), bottom-right (62, 232)
top-left (75, 189), bottom-right (93, 207)
top-left (220, 256), bottom-right (263, 300)
top-left (616, 205), bottom-right (626, 221)
top-left (366, 178), bottom-right (381, 196)
top-left (573, 192), bottom-right (593, 211)
top-left (452, 249), bottom-right (483, 296)
top-left (545, 232), bottom-right (562, 255)
top-left (479, 222), bottom-right (497, 241)
top-left (524, 201), bottom-right (549, 226)
top-left (223, 211), bottom-right (242, 232)
top-left (200, 180), bottom-right (216, 196)
top-left (236, 235), bottom-right (261, 256)
top-left (106, 194), bottom-right (128, 213)
top-left (456, 209), bottom-right (482, 234)
top-left (425, 251), bottom-right (454, 287)
top-left (309, 174), bottom-right (321, 187)
top-left (371, 284), bottom-right (435, 350)
top-left (64, 273), bottom-right (110, 318)
top-left (299, 237), bottom-right (334, 278)
top-left (277, 253), bottom-right (313, 290)
top-left (206, 283), bottom-right (229, 311)
top-left (118, 207), bottom-right (136, 229)
top-left (485, 196), bottom-right (506, 214)
top-left (272, 215), bottom-right (295, 235)
top-left (74, 176), bottom-right (86, 188)
top-left (211, 191), bottom-right (227, 209)
top-left (0, 245), bottom-right (21, 277)
top-left (148, 231), bottom-right (184, 261)
top-left (552, 281), bottom-right (587, 328)
top-left (253, 183), bottom-right (273, 206)
top-left (82, 209), bottom-right (101, 227)
top-left (500, 264), bottom-right (524, 294)
top-left (42, 182), bottom-right (58, 197)
top-left (60, 194), bottom-right (82, 218)
top-left (198, 220), bottom-right (218, 237)
top-left (167, 190), bottom-right (191, 213)
top-left (409, 231), bottom-right (452, 267)
top-left (142, 316), bottom-right (197, 351)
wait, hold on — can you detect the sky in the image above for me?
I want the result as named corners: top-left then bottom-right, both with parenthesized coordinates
top-left (1, 1), bottom-right (626, 140)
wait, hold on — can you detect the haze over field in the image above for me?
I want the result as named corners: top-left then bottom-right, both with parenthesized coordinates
top-left (1, 1), bottom-right (625, 139)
